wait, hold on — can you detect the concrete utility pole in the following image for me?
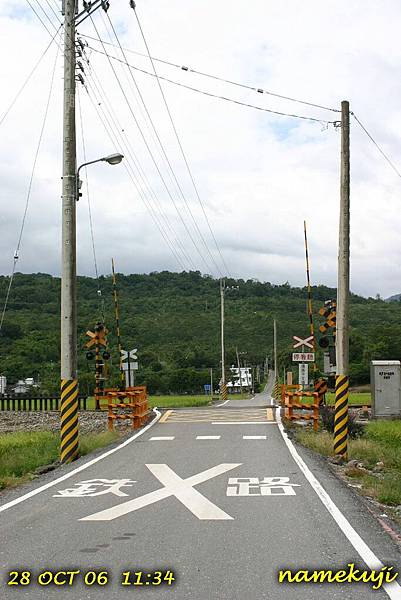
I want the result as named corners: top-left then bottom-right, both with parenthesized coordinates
top-left (334, 100), bottom-right (350, 458)
top-left (220, 279), bottom-right (227, 401)
top-left (60, 0), bottom-right (79, 464)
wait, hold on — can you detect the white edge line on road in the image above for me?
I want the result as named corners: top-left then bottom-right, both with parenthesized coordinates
top-left (0, 408), bottom-right (162, 514)
top-left (215, 399), bottom-right (229, 407)
top-left (212, 421), bottom-right (276, 425)
top-left (276, 408), bottom-right (401, 600)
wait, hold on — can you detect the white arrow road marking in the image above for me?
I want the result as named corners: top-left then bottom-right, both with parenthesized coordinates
top-left (80, 463), bottom-right (242, 522)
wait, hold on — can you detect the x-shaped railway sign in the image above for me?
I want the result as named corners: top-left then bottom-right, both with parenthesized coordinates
top-left (80, 463), bottom-right (241, 522)
top-left (120, 349), bottom-right (138, 361)
top-left (293, 335), bottom-right (314, 349)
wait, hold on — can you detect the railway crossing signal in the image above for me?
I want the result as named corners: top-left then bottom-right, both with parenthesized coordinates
top-left (318, 300), bottom-right (336, 350)
top-left (85, 323), bottom-right (110, 409)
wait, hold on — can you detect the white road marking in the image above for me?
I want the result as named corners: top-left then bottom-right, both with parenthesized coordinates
top-left (215, 399), bottom-right (229, 407)
top-left (149, 436), bottom-right (175, 441)
top-left (81, 463), bottom-right (242, 522)
top-left (212, 421), bottom-right (276, 425)
top-left (0, 409), bottom-right (161, 514)
top-left (196, 435), bottom-right (221, 440)
top-left (276, 408), bottom-right (401, 600)
top-left (242, 435), bottom-right (267, 440)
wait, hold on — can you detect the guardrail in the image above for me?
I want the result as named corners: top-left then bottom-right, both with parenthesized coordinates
top-left (0, 395), bottom-right (87, 411)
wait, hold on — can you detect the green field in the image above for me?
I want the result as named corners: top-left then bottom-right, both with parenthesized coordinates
top-left (85, 393), bottom-right (252, 410)
top-left (326, 392), bottom-right (371, 405)
top-left (296, 420), bottom-right (401, 508)
top-left (0, 430), bottom-right (120, 489)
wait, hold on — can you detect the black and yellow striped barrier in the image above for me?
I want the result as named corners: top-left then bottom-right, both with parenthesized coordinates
top-left (274, 379), bottom-right (281, 403)
top-left (334, 375), bottom-right (349, 458)
top-left (221, 383), bottom-right (228, 402)
top-left (60, 379), bottom-right (79, 464)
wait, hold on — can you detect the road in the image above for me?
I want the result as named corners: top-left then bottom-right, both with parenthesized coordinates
top-left (0, 375), bottom-right (400, 599)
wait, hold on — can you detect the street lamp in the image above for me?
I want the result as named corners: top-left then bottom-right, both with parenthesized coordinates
top-left (76, 153), bottom-right (124, 200)
top-left (60, 150), bottom-right (123, 464)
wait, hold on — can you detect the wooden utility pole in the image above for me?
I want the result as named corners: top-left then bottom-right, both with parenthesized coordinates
top-left (60, 0), bottom-right (78, 464)
top-left (304, 221), bottom-right (316, 378)
top-left (334, 100), bottom-right (350, 458)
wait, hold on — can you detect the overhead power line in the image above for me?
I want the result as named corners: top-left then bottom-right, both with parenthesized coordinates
top-left (83, 44), bottom-right (336, 125)
top-left (104, 12), bottom-right (225, 277)
top-left (132, 4), bottom-right (230, 276)
top-left (78, 48), bottom-right (193, 271)
top-left (78, 32), bottom-right (340, 114)
top-left (0, 45), bottom-right (59, 333)
top-left (89, 17), bottom-right (219, 276)
top-left (0, 25), bottom-right (61, 127)
top-left (352, 113), bottom-right (401, 180)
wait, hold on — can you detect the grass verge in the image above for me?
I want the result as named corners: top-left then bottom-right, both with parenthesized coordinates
top-left (326, 392), bottom-right (371, 405)
top-left (295, 420), bottom-right (401, 506)
top-left (0, 430), bottom-right (120, 490)
top-left (86, 394), bottom-right (252, 409)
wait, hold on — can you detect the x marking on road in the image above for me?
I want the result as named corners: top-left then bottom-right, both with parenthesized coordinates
top-left (80, 463), bottom-right (242, 522)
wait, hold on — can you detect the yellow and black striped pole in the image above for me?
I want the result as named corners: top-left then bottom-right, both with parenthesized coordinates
top-left (334, 375), bottom-right (349, 458)
top-left (60, 379), bottom-right (79, 463)
top-left (221, 382), bottom-right (228, 402)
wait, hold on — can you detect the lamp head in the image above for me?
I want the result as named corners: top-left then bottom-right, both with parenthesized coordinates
top-left (103, 153), bottom-right (124, 165)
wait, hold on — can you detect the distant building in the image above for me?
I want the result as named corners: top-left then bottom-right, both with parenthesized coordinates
top-left (227, 366), bottom-right (253, 392)
top-left (10, 378), bottom-right (38, 395)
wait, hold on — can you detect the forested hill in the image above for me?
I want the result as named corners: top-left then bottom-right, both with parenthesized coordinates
top-left (0, 271), bottom-right (400, 394)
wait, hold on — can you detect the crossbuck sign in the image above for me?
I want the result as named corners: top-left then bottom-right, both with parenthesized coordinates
top-left (293, 335), bottom-right (314, 349)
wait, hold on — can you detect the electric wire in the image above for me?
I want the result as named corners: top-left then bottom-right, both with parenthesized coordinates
top-left (80, 74), bottom-right (188, 271)
top-left (0, 25), bottom-right (62, 126)
top-left (84, 60), bottom-right (197, 270)
top-left (77, 85), bottom-right (105, 321)
top-left (25, 0), bottom-right (57, 36)
top-left (132, 5), bottom-right (230, 276)
top-left (352, 113), bottom-right (401, 180)
top-left (104, 13), bottom-right (225, 277)
top-left (79, 41), bottom-right (195, 270)
top-left (89, 17), bottom-right (217, 275)
top-left (43, 0), bottom-right (62, 24)
top-left (79, 33), bottom-right (339, 114)
top-left (84, 44), bottom-right (335, 125)
top-left (0, 45), bottom-right (59, 333)
top-left (82, 60), bottom-right (195, 270)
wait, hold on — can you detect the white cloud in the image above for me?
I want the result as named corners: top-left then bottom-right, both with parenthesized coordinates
top-left (1, 0), bottom-right (401, 297)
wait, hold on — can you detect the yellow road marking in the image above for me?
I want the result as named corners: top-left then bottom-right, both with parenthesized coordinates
top-left (266, 408), bottom-right (274, 421)
top-left (159, 410), bottom-right (173, 423)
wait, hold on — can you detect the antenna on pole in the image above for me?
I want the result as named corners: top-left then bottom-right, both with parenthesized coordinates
top-left (111, 258), bottom-right (125, 389)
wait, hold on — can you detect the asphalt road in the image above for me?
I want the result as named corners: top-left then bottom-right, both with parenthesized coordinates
top-left (0, 376), bottom-right (400, 599)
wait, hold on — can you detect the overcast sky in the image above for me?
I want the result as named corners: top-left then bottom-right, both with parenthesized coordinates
top-left (1, 0), bottom-right (401, 297)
